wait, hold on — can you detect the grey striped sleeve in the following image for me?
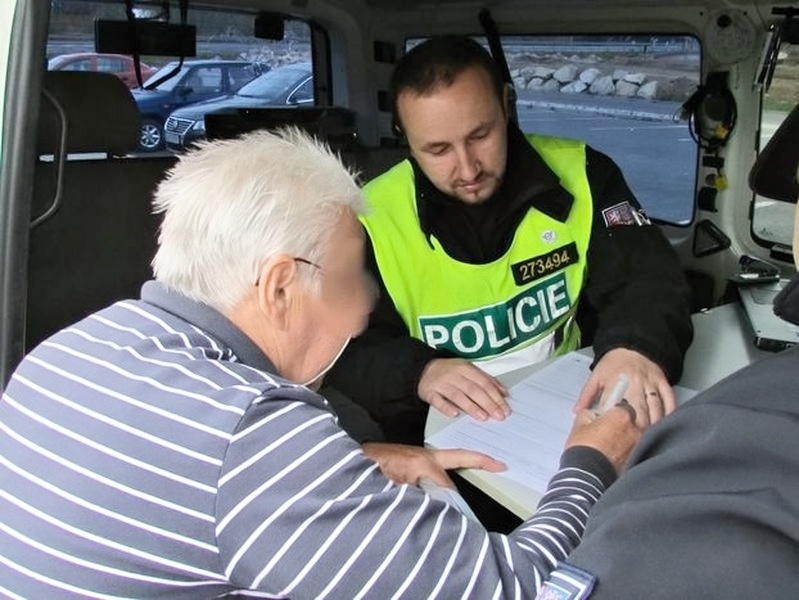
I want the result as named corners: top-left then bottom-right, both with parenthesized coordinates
top-left (0, 297), bottom-right (608, 598)
top-left (216, 392), bottom-right (608, 598)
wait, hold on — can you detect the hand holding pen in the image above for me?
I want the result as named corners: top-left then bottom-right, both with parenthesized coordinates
top-left (575, 347), bottom-right (677, 428)
top-left (599, 373), bottom-right (630, 412)
top-left (596, 373), bottom-right (639, 425)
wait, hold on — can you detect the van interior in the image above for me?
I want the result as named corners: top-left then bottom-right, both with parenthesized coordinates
top-left (1, 0), bottom-right (798, 387)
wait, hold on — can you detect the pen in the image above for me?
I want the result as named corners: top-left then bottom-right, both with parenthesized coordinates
top-left (601, 373), bottom-right (630, 412)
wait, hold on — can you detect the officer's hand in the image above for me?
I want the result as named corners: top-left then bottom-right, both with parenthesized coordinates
top-left (574, 348), bottom-right (676, 428)
top-left (566, 405), bottom-right (642, 475)
top-left (362, 442), bottom-right (506, 488)
top-left (417, 358), bottom-right (510, 421)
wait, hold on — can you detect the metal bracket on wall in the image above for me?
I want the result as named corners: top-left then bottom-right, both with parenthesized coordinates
top-left (693, 218), bottom-right (732, 257)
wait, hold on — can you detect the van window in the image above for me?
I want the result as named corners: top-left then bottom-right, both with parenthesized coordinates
top-left (408, 35), bottom-right (701, 225)
top-left (753, 40), bottom-right (798, 249)
top-left (47, 0), bottom-right (316, 154)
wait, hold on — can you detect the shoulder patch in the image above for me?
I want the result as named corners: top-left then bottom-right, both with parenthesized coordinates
top-left (601, 201), bottom-right (651, 227)
top-left (535, 562), bottom-right (597, 600)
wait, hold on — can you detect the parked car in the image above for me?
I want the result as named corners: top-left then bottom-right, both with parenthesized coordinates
top-left (164, 62), bottom-right (313, 151)
top-left (47, 52), bottom-right (157, 89)
top-left (131, 59), bottom-right (267, 152)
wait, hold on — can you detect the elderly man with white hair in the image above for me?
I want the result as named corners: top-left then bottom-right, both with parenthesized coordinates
top-left (0, 127), bottom-right (641, 597)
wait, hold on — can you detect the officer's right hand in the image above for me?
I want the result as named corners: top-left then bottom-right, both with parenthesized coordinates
top-left (565, 405), bottom-right (643, 474)
top-left (417, 358), bottom-right (510, 421)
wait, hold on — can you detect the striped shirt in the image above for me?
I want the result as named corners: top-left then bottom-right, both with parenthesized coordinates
top-left (0, 281), bottom-right (614, 598)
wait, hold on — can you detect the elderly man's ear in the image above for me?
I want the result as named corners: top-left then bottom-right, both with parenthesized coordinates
top-left (255, 255), bottom-right (301, 330)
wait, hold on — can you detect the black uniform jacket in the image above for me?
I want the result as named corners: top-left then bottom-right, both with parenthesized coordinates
top-left (326, 125), bottom-right (694, 444)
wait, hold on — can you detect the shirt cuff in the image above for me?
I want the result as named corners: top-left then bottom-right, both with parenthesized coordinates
top-left (560, 445), bottom-right (617, 490)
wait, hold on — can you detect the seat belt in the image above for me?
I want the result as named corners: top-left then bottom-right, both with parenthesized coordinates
top-left (478, 9), bottom-right (518, 125)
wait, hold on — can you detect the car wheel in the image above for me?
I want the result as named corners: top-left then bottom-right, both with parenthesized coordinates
top-left (138, 118), bottom-right (164, 152)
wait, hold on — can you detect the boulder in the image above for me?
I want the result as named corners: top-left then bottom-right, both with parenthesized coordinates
top-left (624, 72), bottom-right (647, 85)
top-left (553, 64), bottom-right (579, 83)
top-left (637, 80), bottom-right (659, 99)
top-left (657, 76), bottom-right (699, 101)
top-left (561, 80), bottom-right (588, 94)
top-left (530, 66), bottom-right (555, 79)
top-left (527, 77), bottom-right (546, 89)
top-left (589, 75), bottom-right (616, 95)
top-left (615, 80), bottom-right (640, 97)
top-left (542, 79), bottom-right (562, 92)
top-left (579, 67), bottom-right (602, 84)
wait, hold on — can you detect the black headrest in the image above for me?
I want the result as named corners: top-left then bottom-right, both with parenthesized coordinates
top-left (37, 71), bottom-right (140, 156)
top-left (748, 103), bottom-right (799, 204)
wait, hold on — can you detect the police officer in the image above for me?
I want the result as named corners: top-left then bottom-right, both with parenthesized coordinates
top-left (326, 35), bottom-right (693, 444)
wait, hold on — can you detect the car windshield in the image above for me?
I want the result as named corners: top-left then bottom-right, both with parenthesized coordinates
top-left (236, 65), bottom-right (308, 99)
top-left (143, 63), bottom-right (190, 91)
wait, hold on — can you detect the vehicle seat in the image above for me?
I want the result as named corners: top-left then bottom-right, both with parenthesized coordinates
top-left (28, 71), bottom-right (177, 351)
top-left (748, 103), bottom-right (799, 203)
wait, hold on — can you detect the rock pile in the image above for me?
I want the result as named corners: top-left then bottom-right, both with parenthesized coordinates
top-left (510, 61), bottom-right (697, 102)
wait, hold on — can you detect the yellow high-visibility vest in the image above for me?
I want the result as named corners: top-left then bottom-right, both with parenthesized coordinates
top-left (362, 134), bottom-right (593, 375)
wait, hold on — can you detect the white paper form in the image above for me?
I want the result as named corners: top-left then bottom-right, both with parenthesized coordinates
top-left (427, 352), bottom-right (700, 495)
top-left (427, 353), bottom-right (593, 495)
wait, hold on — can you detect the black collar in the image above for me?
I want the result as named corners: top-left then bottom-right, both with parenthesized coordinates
top-left (414, 123), bottom-right (575, 241)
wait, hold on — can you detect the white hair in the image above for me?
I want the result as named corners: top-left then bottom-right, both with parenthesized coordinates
top-left (151, 127), bottom-right (365, 312)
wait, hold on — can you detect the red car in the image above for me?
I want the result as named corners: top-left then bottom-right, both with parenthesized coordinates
top-left (47, 52), bottom-right (157, 89)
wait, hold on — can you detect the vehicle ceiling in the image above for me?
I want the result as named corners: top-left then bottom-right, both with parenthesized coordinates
top-left (177, 0), bottom-right (786, 34)
top-left (360, 0), bottom-right (776, 7)
top-left (194, 0), bottom-right (784, 11)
